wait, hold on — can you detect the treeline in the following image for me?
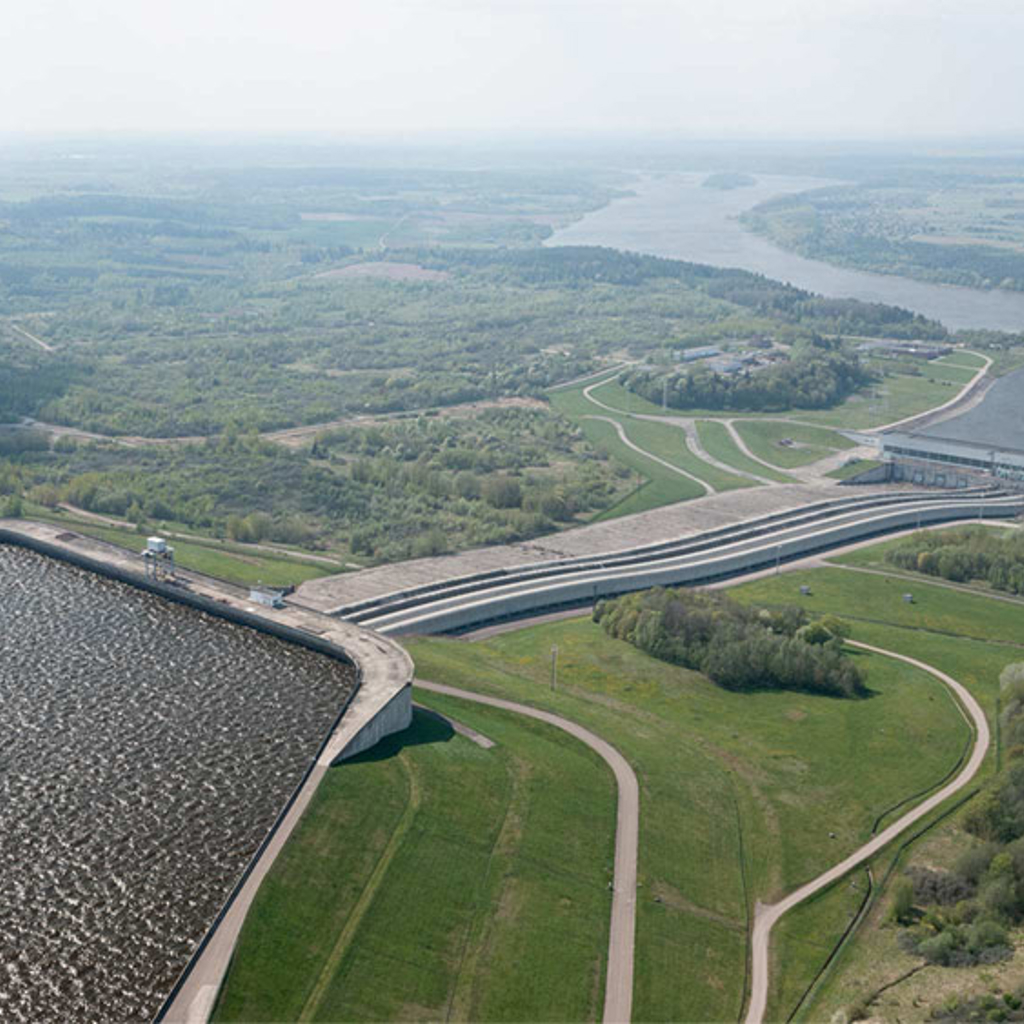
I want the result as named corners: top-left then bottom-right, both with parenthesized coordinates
top-left (885, 526), bottom-right (1024, 594)
top-left (887, 664), bottom-right (1024, 972)
top-left (593, 586), bottom-right (863, 697)
top-left (743, 184), bottom-right (1024, 292)
top-left (623, 345), bottom-right (872, 412)
top-left (426, 246), bottom-right (947, 338)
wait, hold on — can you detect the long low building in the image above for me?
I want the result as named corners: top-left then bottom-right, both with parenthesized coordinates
top-left (880, 430), bottom-right (1024, 487)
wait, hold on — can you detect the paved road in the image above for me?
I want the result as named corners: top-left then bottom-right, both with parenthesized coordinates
top-left (415, 678), bottom-right (639, 1024)
top-left (744, 640), bottom-right (990, 1024)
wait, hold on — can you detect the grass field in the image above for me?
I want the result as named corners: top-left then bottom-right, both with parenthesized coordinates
top-left (27, 507), bottom-right (334, 587)
top-left (407, 611), bottom-right (970, 1021)
top-left (696, 419), bottom-right (794, 482)
top-left (578, 418), bottom-right (707, 520)
top-left (619, 418), bottom-right (753, 492)
top-left (213, 703), bottom-right (616, 1022)
top-left (214, 538), bottom-right (1024, 1021)
top-left (732, 542), bottom-right (1024, 1021)
top-left (575, 357), bottom-right (977, 433)
top-left (732, 420), bottom-right (855, 468)
top-left (549, 382), bottom-right (753, 521)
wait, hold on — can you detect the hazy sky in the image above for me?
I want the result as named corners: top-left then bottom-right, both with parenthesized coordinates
top-left (5, 0), bottom-right (1023, 138)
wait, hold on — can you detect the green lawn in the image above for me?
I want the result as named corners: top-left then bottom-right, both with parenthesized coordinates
top-left (696, 419), bottom-right (794, 482)
top-left (27, 510), bottom-right (333, 587)
top-left (620, 419), bottom-right (753, 492)
top-left (214, 703), bottom-right (616, 1022)
top-left (734, 565), bottom-right (1024, 648)
top-left (407, 611), bottom-right (970, 1021)
top-left (767, 871), bottom-right (870, 1022)
top-left (548, 381), bottom-right (752, 522)
top-left (578, 418), bottom-right (707, 520)
top-left (732, 420), bottom-right (854, 468)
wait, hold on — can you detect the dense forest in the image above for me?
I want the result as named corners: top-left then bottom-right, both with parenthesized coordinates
top-left (622, 342), bottom-right (872, 412)
top-left (884, 526), bottom-right (1024, 595)
top-left (593, 586), bottom-right (864, 697)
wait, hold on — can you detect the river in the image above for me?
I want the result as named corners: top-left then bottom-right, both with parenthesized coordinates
top-left (0, 545), bottom-right (356, 1022)
top-left (548, 173), bottom-right (1024, 332)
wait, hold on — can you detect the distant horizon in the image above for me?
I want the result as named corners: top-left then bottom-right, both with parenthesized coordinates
top-left (5, 1), bottom-right (1024, 138)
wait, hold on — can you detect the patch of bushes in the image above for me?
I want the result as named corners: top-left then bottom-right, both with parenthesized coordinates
top-left (593, 586), bottom-right (863, 697)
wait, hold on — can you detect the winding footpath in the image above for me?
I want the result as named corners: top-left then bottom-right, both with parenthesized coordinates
top-left (414, 678), bottom-right (639, 1024)
top-left (744, 640), bottom-right (990, 1024)
top-left (581, 414), bottom-right (713, 494)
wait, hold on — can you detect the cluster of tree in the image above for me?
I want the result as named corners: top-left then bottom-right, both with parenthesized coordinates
top-left (928, 983), bottom-right (1024, 1023)
top-left (6, 408), bottom-right (629, 564)
top-left (622, 344), bottom-right (872, 412)
top-left (887, 664), bottom-right (1024, 975)
top-left (885, 526), bottom-right (1024, 595)
top-left (593, 586), bottom-right (863, 697)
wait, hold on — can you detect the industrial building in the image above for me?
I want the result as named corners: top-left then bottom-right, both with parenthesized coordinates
top-left (877, 430), bottom-right (1024, 488)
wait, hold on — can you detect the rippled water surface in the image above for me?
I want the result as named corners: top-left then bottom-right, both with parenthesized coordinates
top-left (0, 545), bottom-right (356, 1022)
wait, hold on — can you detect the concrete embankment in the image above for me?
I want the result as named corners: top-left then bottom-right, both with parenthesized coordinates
top-left (0, 519), bottom-right (414, 1022)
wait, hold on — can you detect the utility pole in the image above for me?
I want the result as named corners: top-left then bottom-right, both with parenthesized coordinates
top-left (550, 645), bottom-right (558, 691)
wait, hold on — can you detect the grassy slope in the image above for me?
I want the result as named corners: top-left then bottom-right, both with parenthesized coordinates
top-left (825, 458), bottom-right (882, 480)
top-left (731, 562), bottom-right (1024, 1020)
top-left (584, 361), bottom-right (971, 432)
top-left (578, 417), bottom-right (706, 520)
top-left (27, 509), bottom-right (333, 587)
top-left (620, 418), bottom-right (753, 492)
top-left (407, 614), bottom-right (968, 1021)
top-left (214, 704), bottom-right (615, 1023)
top-left (732, 420), bottom-right (855, 468)
top-left (696, 419), bottom-right (794, 482)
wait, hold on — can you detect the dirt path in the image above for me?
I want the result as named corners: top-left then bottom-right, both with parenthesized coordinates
top-left (8, 322), bottom-right (56, 352)
top-left (414, 678), bottom-right (638, 1024)
top-left (743, 640), bottom-right (989, 1024)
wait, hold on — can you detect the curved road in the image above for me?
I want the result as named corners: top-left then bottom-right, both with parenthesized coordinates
top-left (744, 640), bottom-right (990, 1024)
top-left (415, 678), bottom-right (639, 1024)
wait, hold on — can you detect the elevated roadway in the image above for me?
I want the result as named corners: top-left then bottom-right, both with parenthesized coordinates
top-left (337, 489), bottom-right (1024, 636)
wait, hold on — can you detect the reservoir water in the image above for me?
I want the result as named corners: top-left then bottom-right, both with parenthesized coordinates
top-left (0, 545), bottom-right (356, 1022)
top-left (548, 173), bottom-right (1024, 332)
